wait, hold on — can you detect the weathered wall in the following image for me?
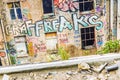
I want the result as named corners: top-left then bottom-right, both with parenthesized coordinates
top-left (1, 0), bottom-right (109, 64)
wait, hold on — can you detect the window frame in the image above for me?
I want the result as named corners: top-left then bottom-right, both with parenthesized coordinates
top-left (14, 36), bottom-right (28, 57)
top-left (7, 2), bottom-right (22, 20)
top-left (42, 0), bottom-right (54, 16)
top-left (78, 0), bottom-right (95, 14)
top-left (81, 27), bottom-right (95, 49)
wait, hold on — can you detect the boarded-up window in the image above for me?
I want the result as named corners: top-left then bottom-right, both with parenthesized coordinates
top-left (14, 36), bottom-right (28, 56)
top-left (45, 32), bottom-right (57, 50)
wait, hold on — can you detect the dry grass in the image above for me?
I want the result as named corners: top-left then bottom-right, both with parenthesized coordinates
top-left (65, 44), bottom-right (97, 57)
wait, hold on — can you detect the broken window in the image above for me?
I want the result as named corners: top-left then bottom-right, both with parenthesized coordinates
top-left (79, 0), bottom-right (94, 12)
top-left (42, 0), bottom-right (54, 15)
top-left (81, 27), bottom-right (95, 49)
top-left (7, 2), bottom-right (22, 20)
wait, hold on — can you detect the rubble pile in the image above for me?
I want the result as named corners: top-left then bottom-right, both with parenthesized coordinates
top-left (2, 60), bottom-right (120, 80)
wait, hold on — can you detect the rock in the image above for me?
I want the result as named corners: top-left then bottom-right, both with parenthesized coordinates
top-left (29, 72), bottom-right (34, 77)
top-left (98, 74), bottom-right (107, 80)
top-left (66, 71), bottom-right (73, 75)
top-left (44, 72), bottom-right (57, 79)
top-left (73, 71), bottom-right (78, 75)
top-left (78, 62), bottom-right (90, 71)
top-left (10, 77), bottom-right (17, 80)
top-left (86, 75), bottom-right (98, 80)
top-left (48, 72), bottom-right (57, 75)
top-left (66, 74), bottom-right (71, 79)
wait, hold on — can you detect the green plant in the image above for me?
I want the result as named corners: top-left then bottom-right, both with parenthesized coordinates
top-left (82, 50), bottom-right (90, 56)
top-left (97, 40), bottom-right (120, 54)
top-left (58, 47), bottom-right (69, 60)
top-left (9, 54), bottom-right (16, 64)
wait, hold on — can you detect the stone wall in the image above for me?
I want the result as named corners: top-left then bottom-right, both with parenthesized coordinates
top-left (1, 0), bottom-right (109, 65)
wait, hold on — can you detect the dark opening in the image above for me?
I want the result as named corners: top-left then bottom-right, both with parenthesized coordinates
top-left (42, 0), bottom-right (53, 14)
top-left (81, 27), bottom-right (95, 49)
top-left (79, 0), bottom-right (94, 12)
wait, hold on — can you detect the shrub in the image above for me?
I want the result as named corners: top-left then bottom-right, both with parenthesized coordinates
top-left (97, 40), bottom-right (120, 54)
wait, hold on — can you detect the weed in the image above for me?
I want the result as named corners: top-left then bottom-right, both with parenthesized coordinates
top-left (58, 47), bottom-right (69, 60)
top-left (97, 40), bottom-right (120, 54)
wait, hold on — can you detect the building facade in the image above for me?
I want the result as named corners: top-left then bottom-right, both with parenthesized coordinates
top-left (0, 0), bottom-right (118, 65)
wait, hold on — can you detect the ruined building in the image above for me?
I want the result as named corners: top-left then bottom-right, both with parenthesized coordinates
top-left (0, 0), bottom-right (119, 66)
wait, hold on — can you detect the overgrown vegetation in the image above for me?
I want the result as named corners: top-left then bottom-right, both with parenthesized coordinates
top-left (58, 47), bottom-right (70, 60)
top-left (65, 45), bottom-right (78, 57)
top-left (9, 54), bottom-right (16, 64)
top-left (97, 40), bottom-right (120, 54)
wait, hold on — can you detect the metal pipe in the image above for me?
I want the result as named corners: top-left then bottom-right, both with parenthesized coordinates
top-left (0, 19), bottom-right (11, 65)
top-left (105, 64), bottom-right (118, 72)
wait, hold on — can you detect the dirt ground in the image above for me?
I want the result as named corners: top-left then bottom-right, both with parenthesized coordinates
top-left (1, 60), bottom-right (120, 80)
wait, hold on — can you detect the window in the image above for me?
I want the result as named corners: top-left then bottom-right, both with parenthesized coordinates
top-left (14, 36), bottom-right (28, 56)
top-left (7, 2), bottom-right (22, 20)
top-left (79, 0), bottom-right (94, 12)
top-left (42, 0), bottom-right (54, 15)
top-left (45, 32), bottom-right (57, 50)
top-left (81, 27), bottom-right (95, 49)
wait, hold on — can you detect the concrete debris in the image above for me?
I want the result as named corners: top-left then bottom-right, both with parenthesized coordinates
top-left (2, 74), bottom-right (9, 80)
top-left (66, 74), bottom-right (71, 79)
top-left (44, 72), bottom-right (57, 79)
top-left (48, 72), bottom-right (57, 75)
top-left (66, 71), bottom-right (74, 75)
top-left (29, 72), bottom-right (34, 77)
top-left (86, 75), bottom-right (98, 80)
top-left (105, 64), bottom-right (119, 72)
top-left (98, 74), bottom-right (107, 80)
top-left (93, 63), bottom-right (108, 73)
top-left (78, 62), bottom-right (90, 72)
top-left (4, 60), bottom-right (120, 80)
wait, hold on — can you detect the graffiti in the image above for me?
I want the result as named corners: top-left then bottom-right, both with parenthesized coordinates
top-left (74, 30), bottom-right (80, 39)
top-left (74, 40), bottom-right (80, 42)
top-left (96, 6), bottom-right (102, 12)
top-left (27, 37), bottom-right (39, 44)
top-left (28, 42), bottom-right (34, 56)
top-left (0, 52), bottom-right (5, 57)
top-left (5, 21), bottom-right (26, 36)
top-left (22, 9), bottom-right (32, 21)
top-left (74, 30), bottom-right (81, 47)
top-left (21, 0), bottom-right (32, 21)
top-left (113, 28), bottom-right (117, 37)
top-left (7, 40), bottom-right (16, 55)
top-left (27, 37), bottom-right (46, 52)
top-left (74, 35), bottom-right (80, 39)
top-left (35, 43), bottom-right (46, 52)
top-left (6, 14), bottom-right (103, 36)
top-left (58, 33), bottom-right (68, 43)
top-left (59, 16), bottom-right (72, 32)
top-left (97, 35), bottom-right (104, 47)
top-left (54, 0), bottom-right (65, 6)
top-left (55, 0), bottom-right (79, 12)
top-left (96, 0), bottom-right (102, 6)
